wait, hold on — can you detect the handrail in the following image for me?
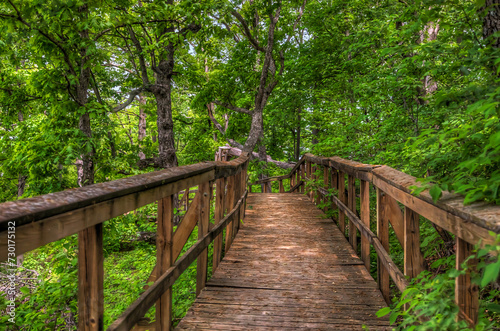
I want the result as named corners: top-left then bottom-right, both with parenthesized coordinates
top-left (0, 155), bottom-right (249, 260)
top-left (249, 152), bottom-right (500, 326)
top-left (0, 152), bottom-right (250, 330)
top-left (250, 153), bottom-right (499, 243)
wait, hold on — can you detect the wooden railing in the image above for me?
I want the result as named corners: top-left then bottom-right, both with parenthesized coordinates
top-left (250, 153), bottom-right (500, 325)
top-left (0, 152), bottom-right (250, 331)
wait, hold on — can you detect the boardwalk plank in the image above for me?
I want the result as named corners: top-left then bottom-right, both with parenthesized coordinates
top-left (175, 193), bottom-right (389, 330)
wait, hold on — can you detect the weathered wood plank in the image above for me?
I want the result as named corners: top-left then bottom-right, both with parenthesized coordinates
top-left (456, 238), bottom-right (479, 325)
top-left (323, 166), bottom-right (329, 213)
top-left (360, 180), bottom-right (370, 271)
top-left (377, 188), bottom-right (391, 305)
top-left (0, 171), bottom-right (213, 261)
top-left (225, 176), bottom-right (235, 253)
top-left (372, 166), bottom-right (498, 245)
top-left (213, 177), bottom-right (226, 272)
top-left (338, 171), bottom-right (346, 235)
top-left (348, 175), bottom-right (357, 250)
top-left (196, 182), bottom-right (211, 296)
top-left (78, 224), bottom-right (103, 331)
top-left (176, 193), bottom-right (389, 331)
top-left (156, 196), bottom-right (174, 331)
top-left (404, 207), bottom-right (424, 280)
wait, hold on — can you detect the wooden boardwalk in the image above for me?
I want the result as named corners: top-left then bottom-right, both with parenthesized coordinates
top-left (176, 193), bottom-right (390, 330)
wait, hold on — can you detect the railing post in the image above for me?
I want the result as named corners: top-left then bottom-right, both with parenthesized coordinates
top-left (78, 225), bottom-right (103, 331)
top-left (315, 166), bottom-right (321, 205)
top-left (330, 167), bottom-right (338, 221)
top-left (241, 162), bottom-right (248, 220)
top-left (279, 179), bottom-right (284, 193)
top-left (323, 166), bottom-right (329, 213)
top-left (456, 238), bottom-right (479, 325)
top-left (311, 165), bottom-right (316, 203)
top-left (348, 175), bottom-right (357, 250)
top-left (213, 177), bottom-right (226, 273)
top-left (232, 170), bottom-right (242, 236)
top-left (360, 180), bottom-right (370, 271)
top-left (225, 175), bottom-right (236, 253)
top-left (338, 171), bottom-right (346, 235)
top-left (403, 207), bottom-right (424, 280)
top-left (299, 164), bottom-right (304, 193)
top-left (184, 188), bottom-right (190, 211)
top-left (376, 188), bottom-right (390, 305)
top-left (196, 181), bottom-right (210, 296)
top-left (306, 161), bottom-right (312, 199)
top-left (156, 195), bottom-right (173, 330)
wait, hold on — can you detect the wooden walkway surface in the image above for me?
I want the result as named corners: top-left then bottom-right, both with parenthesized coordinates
top-left (176, 193), bottom-right (390, 330)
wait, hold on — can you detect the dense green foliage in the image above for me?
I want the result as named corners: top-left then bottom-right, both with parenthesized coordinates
top-left (1, 0), bottom-right (499, 329)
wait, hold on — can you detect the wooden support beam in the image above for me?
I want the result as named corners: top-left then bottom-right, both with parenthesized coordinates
top-left (456, 238), bottom-right (479, 325)
top-left (404, 207), bottom-right (424, 280)
top-left (78, 224), bottom-right (103, 331)
top-left (279, 180), bottom-right (284, 193)
top-left (196, 182), bottom-right (210, 296)
top-left (300, 164), bottom-right (305, 193)
top-left (377, 188), bottom-right (390, 305)
top-left (156, 196), bottom-right (173, 330)
top-left (315, 166), bottom-right (321, 205)
top-left (225, 176), bottom-right (235, 253)
top-left (232, 170), bottom-right (242, 237)
top-left (306, 161), bottom-right (312, 199)
top-left (338, 171), bottom-right (346, 235)
top-left (360, 180), bottom-right (370, 271)
top-left (184, 188), bottom-right (190, 211)
top-left (288, 181), bottom-right (304, 193)
top-left (331, 169), bottom-right (338, 218)
top-left (241, 164), bottom-right (248, 220)
top-left (348, 175), bottom-right (357, 250)
top-left (386, 196), bottom-right (404, 247)
top-left (213, 177), bottom-right (226, 272)
top-left (239, 165), bottom-right (247, 228)
top-left (323, 167), bottom-right (329, 213)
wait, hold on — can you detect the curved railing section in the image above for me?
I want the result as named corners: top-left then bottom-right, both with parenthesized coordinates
top-left (250, 153), bottom-right (500, 325)
top-left (0, 153), bottom-right (250, 330)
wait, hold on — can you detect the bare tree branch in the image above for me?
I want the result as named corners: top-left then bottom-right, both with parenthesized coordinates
top-left (128, 26), bottom-right (150, 85)
top-left (227, 146), bottom-right (295, 169)
top-left (231, 11), bottom-right (266, 52)
top-left (112, 87), bottom-right (146, 112)
top-left (214, 99), bottom-right (252, 115)
top-left (285, 0), bottom-right (307, 44)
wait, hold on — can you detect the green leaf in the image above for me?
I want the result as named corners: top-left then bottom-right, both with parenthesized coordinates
top-left (481, 259), bottom-right (500, 287)
top-left (389, 312), bottom-right (399, 324)
top-left (485, 303), bottom-right (500, 313)
top-left (429, 185), bottom-right (442, 203)
top-left (376, 307), bottom-right (391, 317)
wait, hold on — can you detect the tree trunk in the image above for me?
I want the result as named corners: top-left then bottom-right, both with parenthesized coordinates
top-left (153, 45), bottom-right (178, 169)
top-left (483, 0), bottom-right (500, 48)
top-left (138, 94), bottom-right (147, 160)
top-left (295, 107), bottom-right (301, 160)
